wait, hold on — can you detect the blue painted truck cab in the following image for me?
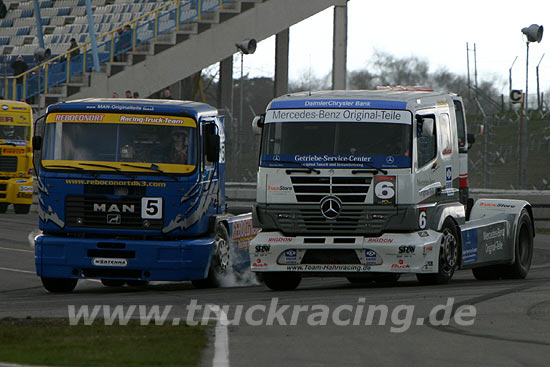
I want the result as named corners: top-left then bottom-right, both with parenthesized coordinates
top-left (32, 99), bottom-right (251, 292)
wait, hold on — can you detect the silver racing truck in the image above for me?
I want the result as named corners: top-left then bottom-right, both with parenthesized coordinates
top-left (249, 88), bottom-right (534, 290)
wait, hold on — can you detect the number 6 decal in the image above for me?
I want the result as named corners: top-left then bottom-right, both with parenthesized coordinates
top-left (374, 176), bottom-right (396, 205)
top-left (142, 197), bottom-right (163, 219)
top-left (419, 210), bottom-right (427, 229)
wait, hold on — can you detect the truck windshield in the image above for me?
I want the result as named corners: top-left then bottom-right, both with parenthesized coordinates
top-left (0, 124), bottom-right (30, 141)
top-left (260, 119), bottom-right (411, 169)
top-left (41, 113), bottom-right (197, 174)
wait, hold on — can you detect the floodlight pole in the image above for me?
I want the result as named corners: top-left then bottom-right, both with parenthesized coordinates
top-left (536, 53), bottom-right (545, 111)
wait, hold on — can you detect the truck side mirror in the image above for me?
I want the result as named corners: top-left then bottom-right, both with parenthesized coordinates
top-left (467, 133), bottom-right (475, 146)
top-left (252, 114), bottom-right (264, 135)
top-left (416, 115), bottom-right (434, 137)
top-left (204, 123), bottom-right (220, 163)
top-left (32, 136), bottom-right (42, 150)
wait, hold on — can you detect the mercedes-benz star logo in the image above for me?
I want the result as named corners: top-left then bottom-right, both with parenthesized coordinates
top-left (320, 196), bottom-right (342, 220)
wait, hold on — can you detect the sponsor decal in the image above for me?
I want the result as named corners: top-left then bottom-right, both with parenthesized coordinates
top-left (47, 113), bottom-right (196, 127)
top-left (261, 154), bottom-right (411, 169)
top-left (16, 192), bottom-right (32, 199)
top-left (445, 166), bottom-right (453, 194)
top-left (367, 237), bottom-right (393, 243)
top-left (92, 258), bottom-right (128, 267)
top-left (285, 264), bottom-right (372, 271)
top-left (423, 245), bottom-right (433, 255)
top-left (252, 258), bottom-right (268, 268)
top-left (365, 249), bottom-right (377, 265)
top-left (398, 245), bottom-right (415, 254)
top-left (461, 228), bottom-right (478, 264)
top-left (267, 185), bottom-right (292, 192)
top-left (232, 220), bottom-right (259, 241)
top-left (285, 249), bottom-right (297, 264)
top-left (422, 261), bottom-right (434, 271)
top-left (19, 185), bottom-right (33, 192)
top-left (1, 147), bottom-right (25, 155)
top-left (485, 241), bottom-right (504, 255)
top-left (479, 202), bottom-right (516, 209)
top-left (0, 116), bottom-right (14, 122)
top-left (268, 99), bottom-right (408, 110)
top-left (418, 231), bottom-right (429, 238)
top-left (255, 245), bottom-right (271, 253)
top-left (268, 237), bottom-right (293, 243)
top-left (391, 259), bottom-right (410, 269)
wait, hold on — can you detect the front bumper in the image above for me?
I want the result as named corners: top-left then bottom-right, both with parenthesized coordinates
top-left (35, 235), bottom-right (215, 281)
top-left (0, 177), bottom-right (33, 204)
top-left (249, 231), bottom-right (442, 274)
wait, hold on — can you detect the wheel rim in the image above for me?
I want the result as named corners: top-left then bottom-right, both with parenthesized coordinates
top-left (440, 228), bottom-right (458, 274)
top-left (214, 233), bottom-right (229, 274)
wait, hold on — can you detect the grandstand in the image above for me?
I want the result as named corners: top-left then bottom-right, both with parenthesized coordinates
top-left (0, 0), bottom-right (346, 107)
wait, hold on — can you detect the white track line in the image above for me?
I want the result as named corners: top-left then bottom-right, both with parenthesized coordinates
top-left (207, 305), bottom-right (230, 367)
top-left (0, 246), bottom-right (33, 253)
top-left (0, 267), bottom-right (35, 274)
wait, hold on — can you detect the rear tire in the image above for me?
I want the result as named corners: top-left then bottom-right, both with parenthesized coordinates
top-left (41, 277), bottom-right (78, 293)
top-left (101, 279), bottom-right (125, 287)
top-left (0, 203), bottom-right (8, 213)
top-left (192, 223), bottom-right (230, 289)
top-left (417, 218), bottom-right (459, 285)
top-left (262, 272), bottom-right (301, 291)
top-left (14, 204), bottom-right (30, 214)
top-left (500, 209), bottom-right (534, 279)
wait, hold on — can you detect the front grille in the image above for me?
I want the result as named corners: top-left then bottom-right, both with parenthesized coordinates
top-left (65, 195), bottom-right (163, 230)
top-left (0, 183), bottom-right (6, 192)
top-left (301, 249), bottom-right (360, 265)
top-left (291, 176), bottom-right (372, 203)
top-left (0, 156), bottom-right (17, 172)
top-left (266, 205), bottom-right (397, 235)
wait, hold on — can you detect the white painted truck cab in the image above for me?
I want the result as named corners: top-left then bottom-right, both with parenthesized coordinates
top-left (250, 89), bottom-right (534, 291)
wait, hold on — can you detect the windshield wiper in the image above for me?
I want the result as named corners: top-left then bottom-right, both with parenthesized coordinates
top-left (262, 159), bottom-right (320, 174)
top-left (43, 164), bottom-right (84, 171)
top-left (120, 163), bottom-right (166, 174)
top-left (299, 159), bottom-right (388, 175)
top-left (351, 161), bottom-right (388, 175)
top-left (79, 163), bottom-right (121, 171)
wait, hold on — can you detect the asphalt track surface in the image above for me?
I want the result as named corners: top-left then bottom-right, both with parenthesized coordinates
top-left (1, 212), bottom-right (550, 367)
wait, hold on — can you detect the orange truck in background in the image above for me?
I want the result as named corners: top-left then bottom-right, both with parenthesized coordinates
top-left (0, 100), bottom-right (33, 214)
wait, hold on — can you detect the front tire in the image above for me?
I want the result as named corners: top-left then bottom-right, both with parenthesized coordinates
top-left (14, 204), bottom-right (30, 214)
top-left (417, 218), bottom-right (459, 285)
top-left (262, 272), bottom-right (301, 291)
top-left (41, 277), bottom-right (78, 293)
top-left (192, 223), bottom-right (230, 289)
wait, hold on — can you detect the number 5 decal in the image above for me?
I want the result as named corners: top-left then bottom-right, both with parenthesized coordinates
top-left (374, 176), bottom-right (396, 205)
top-left (142, 197), bottom-right (163, 219)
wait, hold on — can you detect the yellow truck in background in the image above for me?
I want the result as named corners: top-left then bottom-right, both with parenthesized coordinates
top-left (0, 101), bottom-right (33, 214)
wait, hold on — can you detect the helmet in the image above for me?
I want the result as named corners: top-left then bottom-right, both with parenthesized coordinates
top-left (2, 125), bottom-right (14, 138)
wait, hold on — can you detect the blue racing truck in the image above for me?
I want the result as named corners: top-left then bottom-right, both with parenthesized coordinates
top-left (33, 99), bottom-right (256, 292)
